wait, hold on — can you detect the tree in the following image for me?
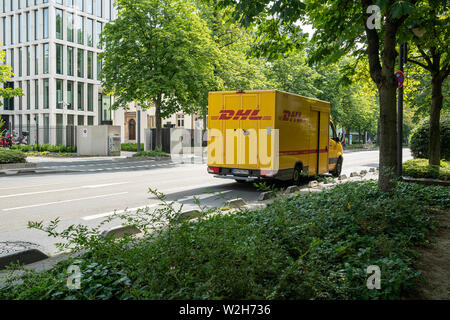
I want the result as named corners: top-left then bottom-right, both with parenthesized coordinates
top-left (403, 0), bottom-right (449, 165)
top-left (100, 0), bottom-right (218, 148)
top-left (0, 46), bottom-right (23, 134)
top-left (220, 0), bottom-right (420, 192)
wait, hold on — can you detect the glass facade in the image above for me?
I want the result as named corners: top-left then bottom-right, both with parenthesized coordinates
top-left (77, 82), bottom-right (84, 111)
top-left (26, 11), bottom-right (30, 42)
top-left (87, 18), bottom-right (93, 46)
top-left (34, 10), bottom-right (38, 40)
top-left (67, 81), bottom-right (74, 109)
top-left (34, 45), bottom-right (38, 74)
top-left (87, 51), bottom-right (93, 79)
top-left (96, 21), bottom-right (102, 48)
top-left (26, 46), bottom-right (30, 76)
top-left (67, 46), bottom-right (74, 76)
top-left (87, 83), bottom-right (93, 111)
top-left (43, 79), bottom-right (49, 109)
top-left (56, 9), bottom-right (63, 40)
top-left (67, 12), bottom-right (74, 42)
top-left (18, 47), bottom-right (22, 76)
top-left (43, 8), bottom-right (48, 39)
top-left (56, 79), bottom-right (63, 109)
top-left (77, 48), bottom-right (84, 77)
top-left (77, 15), bottom-right (83, 44)
top-left (56, 44), bottom-right (63, 74)
top-left (34, 79), bottom-right (38, 109)
top-left (43, 43), bottom-right (49, 73)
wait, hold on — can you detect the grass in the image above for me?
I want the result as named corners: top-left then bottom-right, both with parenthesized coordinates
top-left (403, 159), bottom-right (450, 181)
top-left (0, 181), bottom-right (448, 300)
top-left (121, 143), bottom-right (144, 152)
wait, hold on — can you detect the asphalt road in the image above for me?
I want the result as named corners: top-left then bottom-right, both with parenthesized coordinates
top-left (0, 148), bottom-right (412, 255)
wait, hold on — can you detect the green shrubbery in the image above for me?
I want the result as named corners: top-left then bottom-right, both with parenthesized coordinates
top-left (403, 159), bottom-right (450, 181)
top-left (1, 182), bottom-right (448, 300)
top-left (0, 148), bottom-right (26, 164)
top-left (410, 113), bottom-right (450, 160)
top-left (121, 143), bottom-right (144, 152)
top-left (133, 148), bottom-right (169, 157)
top-left (11, 144), bottom-right (77, 153)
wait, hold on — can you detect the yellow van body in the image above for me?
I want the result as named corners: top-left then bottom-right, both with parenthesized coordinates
top-left (207, 90), bottom-right (343, 182)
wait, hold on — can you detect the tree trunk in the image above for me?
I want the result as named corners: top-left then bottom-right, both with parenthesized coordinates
top-left (429, 73), bottom-right (443, 165)
top-left (155, 97), bottom-right (162, 150)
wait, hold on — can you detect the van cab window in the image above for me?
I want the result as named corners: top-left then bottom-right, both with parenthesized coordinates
top-left (329, 122), bottom-right (336, 139)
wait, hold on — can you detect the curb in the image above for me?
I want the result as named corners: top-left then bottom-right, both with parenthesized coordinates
top-left (101, 225), bottom-right (142, 238)
top-left (0, 163), bottom-right (37, 170)
top-left (0, 249), bottom-right (49, 270)
top-left (0, 169), bottom-right (79, 176)
top-left (179, 209), bottom-right (202, 220)
top-left (401, 176), bottom-right (450, 187)
top-left (226, 198), bottom-right (247, 208)
top-left (258, 191), bottom-right (277, 201)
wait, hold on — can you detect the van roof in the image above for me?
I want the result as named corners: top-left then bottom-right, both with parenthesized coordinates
top-left (208, 89), bottom-right (330, 105)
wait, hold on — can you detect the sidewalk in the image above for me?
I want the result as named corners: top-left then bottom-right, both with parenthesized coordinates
top-left (25, 151), bottom-right (136, 163)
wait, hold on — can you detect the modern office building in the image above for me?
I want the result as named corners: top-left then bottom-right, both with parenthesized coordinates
top-left (0, 0), bottom-right (117, 145)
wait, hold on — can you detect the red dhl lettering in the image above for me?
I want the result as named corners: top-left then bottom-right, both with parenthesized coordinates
top-left (211, 109), bottom-right (272, 121)
top-left (279, 110), bottom-right (305, 123)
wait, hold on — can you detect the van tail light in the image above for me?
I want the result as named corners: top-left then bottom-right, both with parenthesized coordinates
top-left (208, 166), bottom-right (219, 174)
top-left (260, 170), bottom-right (276, 177)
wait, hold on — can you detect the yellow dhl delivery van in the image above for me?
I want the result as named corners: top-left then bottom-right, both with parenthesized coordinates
top-left (207, 90), bottom-right (343, 184)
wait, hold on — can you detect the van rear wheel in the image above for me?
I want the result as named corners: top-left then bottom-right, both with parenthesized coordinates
top-left (293, 166), bottom-right (302, 185)
top-left (331, 157), bottom-right (343, 177)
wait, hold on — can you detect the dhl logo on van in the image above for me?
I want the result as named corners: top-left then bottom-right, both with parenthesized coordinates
top-left (279, 110), bottom-right (306, 123)
top-left (210, 109), bottom-right (272, 121)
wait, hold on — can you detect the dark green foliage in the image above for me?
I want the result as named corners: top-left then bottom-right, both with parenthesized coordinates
top-left (403, 159), bottom-right (450, 181)
top-left (121, 143), bottom-right (144, 152)
top-left (1, 182), bottom-right (448, 300)
top-left (0, 148), bottom-right (26, 164)
top-left (410, 113), bottom-right (450, 160)
top-left (11, 144), bottom-right (77, 153)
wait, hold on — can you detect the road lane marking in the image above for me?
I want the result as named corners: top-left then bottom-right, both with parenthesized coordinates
top-left (0, 182), bottom-right (129, 198)
top-left (81, 190), bottom-right (233, 221)
top-left (2, 192), bottom-right (129, 211)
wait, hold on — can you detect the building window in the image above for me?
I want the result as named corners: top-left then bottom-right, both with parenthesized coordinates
top-left (77, 16), bottom-right (84, 44)
top-left (18, 47), bottom-right (22, 77)
top-left (34, 79), bottom-right (39, 109)
top-left (77, 49), bottom-right (84, 77)
top-left (2, 18), bottom-right (5, 45)
top-left (9, 48), bottom-right (13, 74)
top-left (77, 0), bottom-right (83, 11)
top-left (18, 81), bottom-right (22, 110)
top-left (177, 114), bottom-right (185, 127)
top-left (18, 13), bottom-right (22, 43)
top-left (87, 83), bottom-right (93, 111)
top-left (67, 12), bottom-right (74, 42)
top-left (43, 79), bottom-right (49, 109)
top-left (26, 46), bottom-right (30, 76)
top-left (87, 51), bottom-right (93, 79)
top-left (26, 80), bottom-right (30, 109)
top-left (26, 11), bottom-right (30, 42)
top-left (43, 114), bottom-right (49, 144)
top-left (96, 56), bottom-right (101, 80)
top-left (34, 10), bottom-right (38, 40)
top-left (67, 0), bottom-right (73, 8)
top-left (87, 0), bottom-right (93, 15)
top-left (34, 45), bottom-right (38, 75)
top-left (78, 115), bottom-right (84, 126)
top-left (10, 15), bottom-right (14, 45)
top-left (43, 43), bottom-right (49, 74)
top-left (96, 0), bottom-right (102, 18)
top-left (87, 18), bottom-right (93, 46)
top-left (105, 0), bottom-right (110, 20)
top-left (77, 82), bottom-right (84, 110)
top-left (56, 44), bottom-right (63, 74)
top-left (56, 79), bottom-right (63, 109)
top-left (43, 8), bottom-right (49, 39)
top-left (67, 46), bottom-right (74, 76)
top-left (96, 21), bottom-right (102, 49)
top-left (3, 81), bottom-right (14, 110)
top-left (67, 80), bottom-right (74, 109)
top-left (56, 114), bottom-right (63, 144)
top-left (56, 9), bottom-right (63, 40)
top-left (87, 116), bottom-right (93, 125)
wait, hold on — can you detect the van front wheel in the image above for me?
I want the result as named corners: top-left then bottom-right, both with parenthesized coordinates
top-left (331, 157), bottom-right (343, 177)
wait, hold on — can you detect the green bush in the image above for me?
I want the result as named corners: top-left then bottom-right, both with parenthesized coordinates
top-left (403, 158), bottom-right (450, 181)
top-left (133, 148), bottom-right (169, 157)
top-left (410, 113), bottom-right (450, 160)
top-left (121, 143), bottom-right (144, 152)
top-left (1, 182), bottom-right (448, 300)
top-left (0, 149), bottom-right (26, 164)
top-left (10, 144), bottom-right (76, 153)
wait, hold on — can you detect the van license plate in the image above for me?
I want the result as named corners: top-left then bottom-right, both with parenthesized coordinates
top-left (233, 169), bottom-right (249, 175)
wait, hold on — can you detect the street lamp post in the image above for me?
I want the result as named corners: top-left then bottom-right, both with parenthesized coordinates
top-left (137, 102), bottom-right (141, 152)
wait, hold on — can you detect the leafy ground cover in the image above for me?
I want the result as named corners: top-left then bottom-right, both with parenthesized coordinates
top-left (121, 143), bottom-right (145, 152)
top-left (0, 181), bottom-right (448, 300)
top-left (403, 159), bottom-right (450, 181)
top-left (0, 148), bottom-right (26, 164)
top-left (133, 148), bottom-right (169, 157)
